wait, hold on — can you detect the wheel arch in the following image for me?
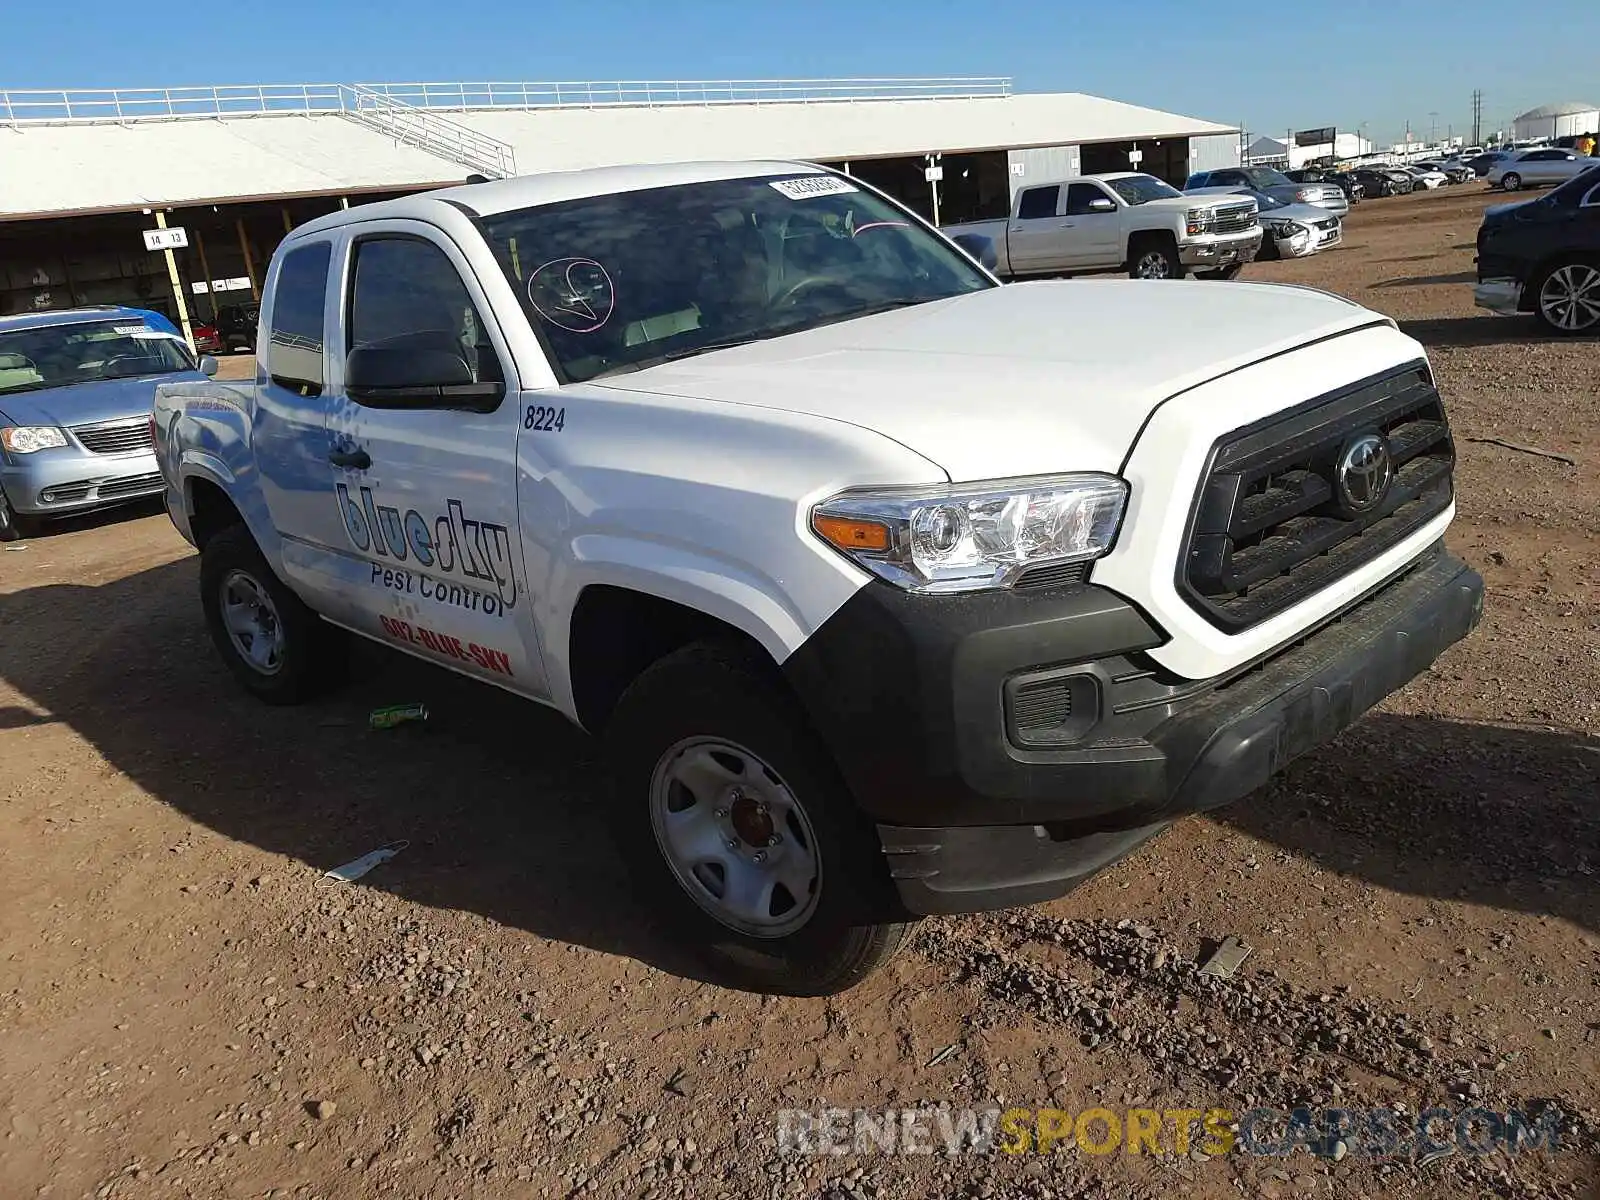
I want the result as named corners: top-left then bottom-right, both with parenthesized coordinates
top-left (567, 583), bottom-right (782, 735)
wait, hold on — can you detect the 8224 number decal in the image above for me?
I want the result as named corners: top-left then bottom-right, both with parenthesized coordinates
top-left (524, 405), bottom-right (566, 432)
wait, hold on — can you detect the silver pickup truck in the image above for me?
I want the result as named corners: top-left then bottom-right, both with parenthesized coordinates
top-left (944, 172), bottom-right (1262, 281)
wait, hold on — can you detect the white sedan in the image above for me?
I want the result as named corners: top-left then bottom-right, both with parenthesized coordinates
top-left (1402, 166), bottom-right (1449, 189)
top-left (1488, 148), bottom-right (1597, 191)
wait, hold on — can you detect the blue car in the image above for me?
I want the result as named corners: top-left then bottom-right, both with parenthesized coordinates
top-left (0, 306), bottom-right (216, 540)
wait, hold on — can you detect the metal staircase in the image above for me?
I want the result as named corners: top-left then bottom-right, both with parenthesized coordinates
top-left (337, 84), bottom-right (516, 179)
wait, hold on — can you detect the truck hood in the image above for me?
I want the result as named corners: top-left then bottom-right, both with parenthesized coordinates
top-left (599, 281), bottom-right (1383, 480)
top-left (0, 372), bottom-right (200, 429)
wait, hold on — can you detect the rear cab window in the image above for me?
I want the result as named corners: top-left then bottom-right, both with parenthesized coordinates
top-left (267, 242), bottom-right (332, 394)
top-left (1016, 186), bottom-right (1061, 220)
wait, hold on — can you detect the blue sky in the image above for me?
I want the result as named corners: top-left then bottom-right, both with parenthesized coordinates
top-left (7, 0), bottom-right (1598, 147)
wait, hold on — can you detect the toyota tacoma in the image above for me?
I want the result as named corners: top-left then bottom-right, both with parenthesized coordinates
top-left (153, 161), bottom-right (1483, 995)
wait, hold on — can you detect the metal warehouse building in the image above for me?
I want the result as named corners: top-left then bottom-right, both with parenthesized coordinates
top-left (0, 78), bottom-right (1241, 332)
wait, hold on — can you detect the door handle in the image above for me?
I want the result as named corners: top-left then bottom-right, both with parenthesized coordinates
top-left (328, 448), bottom-right (371, 470)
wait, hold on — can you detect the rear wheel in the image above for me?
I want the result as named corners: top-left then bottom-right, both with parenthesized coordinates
top-left (1128, 235), bottom-right (1185, 280)
top-left (606, 641), bottom-right (909, 995)
top-left (0, 484), bottom-right (40, 542)
top-left (200, 524), bottom-right (348, 703)
top-left (1532, 259), bottom-right (1600, 334)
top-left (1501, 172), bottom-right (1522, 191)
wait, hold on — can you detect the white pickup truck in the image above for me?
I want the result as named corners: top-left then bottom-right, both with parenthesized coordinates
top-left (944, 171), bottom-right (1263, 280)
top-left (153, 160), bottom-right (1481, 995)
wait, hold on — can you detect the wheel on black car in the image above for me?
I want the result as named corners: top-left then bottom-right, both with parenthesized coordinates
top-left (0, 484), bottom-right (40, 542)
top-left (1501, 172), bottom-right (1522, 191)
top-left (1128, 235), bottom-right (1185, 280)
top-left (1532, 258), bottom-right (1600, 334)
top-left (605, 640), bottom-right (909, 995)
top-left (200, 523), bottom-right (348, 703)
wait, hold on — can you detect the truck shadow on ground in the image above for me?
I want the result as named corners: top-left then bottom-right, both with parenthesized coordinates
top-left (2, 560), bottom-right (1597, 979)
top-left (0, 557), bottom-right (718, 985)
top-left (1216, 715), bottom-right (1599, 936)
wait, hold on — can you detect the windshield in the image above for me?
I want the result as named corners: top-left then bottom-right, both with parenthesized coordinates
top-left (1103, 175), bottom-right (1182, 205)
top-left (477, 174), bottom-right (993, 383)
top-left (0, 319), bottom-right (193, 396)
top-left (1242, 167), bottom-right (1294, 190)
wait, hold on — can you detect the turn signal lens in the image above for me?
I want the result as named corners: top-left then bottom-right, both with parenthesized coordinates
top-left (813, 514), bottom-right (891, 553)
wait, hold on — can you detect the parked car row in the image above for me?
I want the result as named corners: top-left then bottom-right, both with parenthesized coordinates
top-left (191, 302), bottom-right (260, 355)
top-left (1475, 163), bottom-right (1600, 333)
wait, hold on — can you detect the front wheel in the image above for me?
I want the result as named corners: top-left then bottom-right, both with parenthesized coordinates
top-left (200, 524), bottom-right (348, 703)
top-left (1501, 173), bottom-right (1522, 191)
top-left (1128, 237), bottom-right (1185, 280)
top-left (0, 485), bottom-right (40, 542)
top-left (606, 641), bottom-right (909, 995)
top-left (1532, 259), bottom-right (1600, 334)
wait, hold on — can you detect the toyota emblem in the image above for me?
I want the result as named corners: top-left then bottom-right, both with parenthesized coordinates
top-left (1336, 434), bottom-right (1393, 513)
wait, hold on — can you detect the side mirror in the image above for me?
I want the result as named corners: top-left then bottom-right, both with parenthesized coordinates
top-left (950, 233), bottom-right (999, 272)
top-left (198, 354), bottom-right (219, 377)
top-left (1087, 197), bottom-right (1118, 213)
top-left (345, 332), bottom-right (504, 411)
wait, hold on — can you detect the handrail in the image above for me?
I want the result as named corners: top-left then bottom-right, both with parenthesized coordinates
top-left (0, 77), bottom-right (1013, 126)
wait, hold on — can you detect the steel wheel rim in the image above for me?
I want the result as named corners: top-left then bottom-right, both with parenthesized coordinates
top-left (219, 569), bottom-right (285, 675)
top-left (648, 737), bottom-right (822, 938)
top-left (1135, 251), bottom-right (1171, 279)
top-left (1503, 174), bottom-right (1520, 191)
top-left (1540, 264), bottom-right (1600, 331)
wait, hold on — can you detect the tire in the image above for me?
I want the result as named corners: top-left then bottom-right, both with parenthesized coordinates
top-left (605, 640), bottom-right (909, 996)
top-left (0, 484), bottom-right (40, 542)
top-left (1501, 173), bottom-right (1522, 191)
top-left (1531, 258), bottom-right (1600, 335)
top-left (199, 523), bottom-right (348, 704)
top-left (1127, 235), bottom-right (1185, 280)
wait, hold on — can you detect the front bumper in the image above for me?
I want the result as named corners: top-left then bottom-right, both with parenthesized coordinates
top-left (1179, 230), bottom-right (1263, 268)
top-left (1474, 277), bottom-right (1524, 315)
top-left (784, 546), bottom-right (1482, 916)
top-left (0, 448), bottom-right (163, 517)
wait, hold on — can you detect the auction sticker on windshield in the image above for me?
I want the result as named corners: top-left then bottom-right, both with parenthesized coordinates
top-left (769, 177), bottom-right (858, 200)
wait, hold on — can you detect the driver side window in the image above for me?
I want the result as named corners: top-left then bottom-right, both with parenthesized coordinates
top-left (346, 236), bottom-right (503, 403)
top-left (1064, 183), bottom-right (1112, 216)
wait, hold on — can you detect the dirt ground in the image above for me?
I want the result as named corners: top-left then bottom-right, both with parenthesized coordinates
top-left (2, 185), bottom-right (1596, 1200)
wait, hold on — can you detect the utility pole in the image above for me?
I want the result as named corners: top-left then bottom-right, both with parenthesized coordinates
top-left (1429, 112), bottom-right (1439, 144)
top-left (1471, 89), bottom-right (1484, 147)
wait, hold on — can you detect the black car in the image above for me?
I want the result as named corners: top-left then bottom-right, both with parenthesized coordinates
top-left (1349, 168), bottom-right (1411, 197)
top-left (1475, 165), bottom-right (1600, 334)
top-left (215, 302), bottom-right (259, 352)
top-left (1285, 168), bottom-right (1364, 202)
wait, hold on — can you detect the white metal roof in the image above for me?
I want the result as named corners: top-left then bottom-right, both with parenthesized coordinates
top-left (0, 84), bottom-right (1235, 220)
top-left (1514, 101), bottom-right (1598, 120)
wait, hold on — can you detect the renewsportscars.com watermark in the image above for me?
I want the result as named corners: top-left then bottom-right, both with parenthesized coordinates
top-left (777, 1105), bottom-right (1567, 1160)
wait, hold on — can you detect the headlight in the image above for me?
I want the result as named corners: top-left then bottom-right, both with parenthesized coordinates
top-left (0, 426), bottom-right (69, 454)
top-left (1274, 222), bottom-right (1309, 240)
top-left (1185, 208), bottom-right (1214, 236)
top-left (811, 474), bottom-right (1128, 593)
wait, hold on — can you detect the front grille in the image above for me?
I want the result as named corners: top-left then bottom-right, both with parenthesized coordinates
top-left (1315, 217), bottom-right (1339, 230)
top-left (98, 472), bottom-right (164, 499)
top-left (1211, 203), bottom-right (1258, 234)
top-left (73, 420), bottom-right (154, 455)
top-left (1179, 362), bottom-right (1454, 632)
